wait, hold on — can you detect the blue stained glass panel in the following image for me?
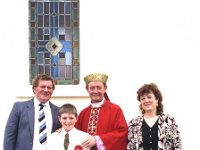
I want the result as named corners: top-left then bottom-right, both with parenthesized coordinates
top-left (59, 27), bottom-right (65, 34)
top-left (38, 53), bottom-right (44, 64)
top-left (65, 2), bottom-right (71, 14)
top-left (38, 3), bottom-right (43, 14)
top-left (29, 0), bottom-right (79, 85)
top-left (65, 51), bottom-right (72, 65)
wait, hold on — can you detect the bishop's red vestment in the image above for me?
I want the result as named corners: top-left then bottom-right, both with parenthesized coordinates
top-left (75, 99), bottom-right (128, 150)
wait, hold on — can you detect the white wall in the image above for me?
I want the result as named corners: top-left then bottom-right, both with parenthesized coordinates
top-left (1, 0), bottom-right (200, 149)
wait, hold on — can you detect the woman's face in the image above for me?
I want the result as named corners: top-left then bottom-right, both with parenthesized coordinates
top-left (140, 92), bottom-right (158, 114)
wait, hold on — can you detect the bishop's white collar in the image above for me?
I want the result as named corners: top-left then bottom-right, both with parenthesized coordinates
top-left (91, 99), bottom-right (105, 108)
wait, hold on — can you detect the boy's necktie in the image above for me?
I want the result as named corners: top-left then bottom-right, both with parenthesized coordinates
top-left (64, 133), bottom-right (70, 150)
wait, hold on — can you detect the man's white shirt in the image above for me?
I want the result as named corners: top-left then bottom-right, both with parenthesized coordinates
top-left (32, 98), bottom-right (53, 150)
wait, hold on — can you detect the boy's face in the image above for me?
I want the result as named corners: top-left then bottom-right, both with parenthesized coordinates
top-left (59, 113), bottom-right (77, 132)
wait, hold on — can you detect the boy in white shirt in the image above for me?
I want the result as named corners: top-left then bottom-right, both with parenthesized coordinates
top-left (48, 103), bottom-right (90, 150)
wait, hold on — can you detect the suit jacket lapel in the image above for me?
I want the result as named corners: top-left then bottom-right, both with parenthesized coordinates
top-left (49, 102), bottom-right (55, 132)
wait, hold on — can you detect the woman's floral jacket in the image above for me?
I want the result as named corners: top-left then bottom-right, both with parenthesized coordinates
top-left (127, 113), bottom-right (182, 150)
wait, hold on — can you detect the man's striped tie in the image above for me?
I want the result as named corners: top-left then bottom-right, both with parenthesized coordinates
top-left (39, 104), bottom-right (47, 144)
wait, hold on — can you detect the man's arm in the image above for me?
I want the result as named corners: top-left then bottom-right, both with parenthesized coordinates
top-left (4, 103), bottom-right (19, 150)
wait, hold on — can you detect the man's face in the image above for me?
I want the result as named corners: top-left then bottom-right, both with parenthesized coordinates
top-left (86, 81), bottom-right (107, 102)
top-left (33, 80), bottom-right (54, 103)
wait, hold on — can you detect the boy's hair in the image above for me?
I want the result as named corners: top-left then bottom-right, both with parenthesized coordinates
top-left (59, 103), bottom-right (78, 117)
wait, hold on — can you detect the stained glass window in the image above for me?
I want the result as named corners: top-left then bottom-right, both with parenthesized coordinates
top-left (29, 0), bottom-right (79, 85)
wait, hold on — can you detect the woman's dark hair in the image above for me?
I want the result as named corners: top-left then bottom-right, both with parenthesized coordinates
top-left (137, 83), bottom-right (163, 115)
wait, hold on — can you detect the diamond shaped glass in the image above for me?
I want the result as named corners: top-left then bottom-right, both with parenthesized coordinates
top-left (46, 37), bottom-right (63, 56)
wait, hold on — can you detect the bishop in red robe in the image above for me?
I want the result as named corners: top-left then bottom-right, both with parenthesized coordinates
top-left (75, 73), bottom-right (128, 150)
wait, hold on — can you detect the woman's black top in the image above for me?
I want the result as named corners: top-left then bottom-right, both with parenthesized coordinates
top-left (142, 119), bottom-right (159, 150)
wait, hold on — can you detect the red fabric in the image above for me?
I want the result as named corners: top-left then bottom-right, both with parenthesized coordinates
top-left (75, 100), bottom-right (128, 150)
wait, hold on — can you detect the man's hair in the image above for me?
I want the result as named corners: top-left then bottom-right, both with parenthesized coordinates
top-left (32, 74), bottom-right (55, 90)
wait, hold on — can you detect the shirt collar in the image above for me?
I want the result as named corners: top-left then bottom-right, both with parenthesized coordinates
top-left (34, 97), bottom-right (50, 108)
top-left (91, 99), bottom-right (105, 108)
top-left (61, 127), bottom-right (76, 137)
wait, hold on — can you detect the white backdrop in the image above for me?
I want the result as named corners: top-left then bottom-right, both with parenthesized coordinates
top-left (1, 0), bottom-right (200, 149)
